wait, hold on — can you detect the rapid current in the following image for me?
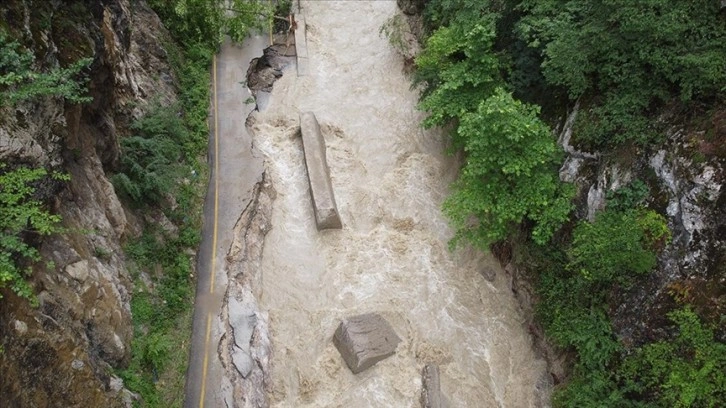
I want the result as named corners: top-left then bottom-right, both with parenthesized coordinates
top-left (247, 1), bottom-right (549, 406)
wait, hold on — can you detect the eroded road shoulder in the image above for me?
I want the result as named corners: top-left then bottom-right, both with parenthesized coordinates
top-left (184, 37), bottom-right (267, 408)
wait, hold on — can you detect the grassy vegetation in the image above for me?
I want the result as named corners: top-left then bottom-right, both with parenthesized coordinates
top-left (0, 29), bottom-right (91, 105)
top-left (0, 166), bottom-right (68, 305)
top-left (119, 225), bottom-right (200, 407)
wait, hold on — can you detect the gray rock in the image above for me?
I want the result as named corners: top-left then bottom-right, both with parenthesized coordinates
top-left (421, 364), bottom-right (446, 408)
top-left (228, 297), bottom-right (257, 378)
top-left (71, 359), bottom-right (85, 370)
top-left (480, 266), bottom-right (496, 282)
top-left (533, 371), bottom-right (554, 408)
top-left (13, 320), bottom-right (27, 335)
top-left (66, 260), bottom-right (90, 282)
top-left (108, 375), bottom-right (123, 392)
top-left (228, 298), bottom-right (257, 351)
top-left (231, 345), bottom-right (255, 378)
top-left (246, 47), bottom-right (293, 93)
top-left (333, 313), bottom-right (401, 374)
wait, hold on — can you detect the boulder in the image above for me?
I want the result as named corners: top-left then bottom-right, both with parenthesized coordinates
top-left (333, 313), bottom-right (401, 374)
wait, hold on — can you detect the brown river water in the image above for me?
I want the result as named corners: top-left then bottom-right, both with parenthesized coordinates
top-left (247, 1), bottom-right (549, 406)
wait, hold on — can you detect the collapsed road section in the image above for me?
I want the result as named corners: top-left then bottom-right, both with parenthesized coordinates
top-left (188, 1), bottom-right (552, 407)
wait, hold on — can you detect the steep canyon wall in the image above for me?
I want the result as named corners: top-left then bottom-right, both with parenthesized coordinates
top-left (0, 1), bottom-right (177, 406)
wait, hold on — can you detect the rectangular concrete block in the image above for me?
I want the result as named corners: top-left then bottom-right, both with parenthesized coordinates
top-left (333, 313), bottom-right (401, 374)
top-left (294, 16), bottom-right (308, 76)
top-left (421, 364), bottom-right (446, 408)
top-left (299, 112), bottom-right (342, 230)
top-left (296, 56), bottom-right (309, 77)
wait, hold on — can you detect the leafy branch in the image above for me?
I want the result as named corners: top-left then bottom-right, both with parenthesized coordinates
top-left (0, 165), bottom-right (67, 304)
top-left (0, 31), bottom-right (91, 105)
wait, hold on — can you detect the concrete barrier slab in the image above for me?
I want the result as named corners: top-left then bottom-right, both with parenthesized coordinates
top-left (333, 313), bottom-right (401, 374)
top-left (421, 364), bottom-right (448, 408)
top-left (300, 112), bottom-right (342, 230)
top-left (294, 16), bottom-right (308, 76)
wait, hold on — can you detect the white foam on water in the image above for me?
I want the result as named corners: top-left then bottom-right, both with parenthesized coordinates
top-left (248, 1), bottom-right (548, 407)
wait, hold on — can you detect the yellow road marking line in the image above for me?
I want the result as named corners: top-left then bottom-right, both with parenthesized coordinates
top-left (211, 54), bottom-right (220, 296)
top-left (199, 314), bottom-right (212, 407)
top-left (199, 53), bottom-right (220, 408)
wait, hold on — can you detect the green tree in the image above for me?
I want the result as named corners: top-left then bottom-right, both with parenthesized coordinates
top-left (443, 88), bottom-right (572, 247)
top-left (415, 10), bottom-right (501, 136)
top-left (414, 8), bottom-right (572, 247)
top-left (0, 165), bottom-right (67, 303)
top-left (516, 0), bottom-right (726, 147)
top-left (148, 0), bottom-right (273, 49)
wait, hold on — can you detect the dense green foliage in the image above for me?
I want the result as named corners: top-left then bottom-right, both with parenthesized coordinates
top-left (147, 0), bottom-right (271, 48)
top-left (568, 209), bottom-right (669, 284)
top-left (0, 166), bottom-right (67, 304)
top-left (516, 0), bottom-right (726, 148)
top-left (621, 307), bottom-right (726, 407)
top-left (413, 0), bottom-right (725, 406)
top-left (116, 44), bottom-right (206, 408)
top-left (0, 30), bottom-right (91, 105)
top-left (120, 225), bottom-right (200, 407)
top-left (112, 105), bottom-right (189, 206)
top-left (537, 208), bottom-right (670, 406)
top-left (414, 10), bottom-right (572, 248)
top-left (442, 88), bottom-right (573, 247)
top-left (605, 180), bottom-right (650, 213)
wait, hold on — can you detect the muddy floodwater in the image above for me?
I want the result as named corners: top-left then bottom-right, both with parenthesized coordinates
top-left (247, 1), bottom-right (549, 406)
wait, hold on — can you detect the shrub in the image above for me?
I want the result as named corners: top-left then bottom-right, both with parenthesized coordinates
top-left (620, 307), bottom-right (726, 408)
top-left (568, 209), bottom-right (669, 285)
top-left (606, 180), bottom-right (650, 213)
top-left (0, 30), bottom-right (91, 105)
top-left (0, 166), bottom-right (67, 304)
top-left (112, 104), bottom-right (187, 206)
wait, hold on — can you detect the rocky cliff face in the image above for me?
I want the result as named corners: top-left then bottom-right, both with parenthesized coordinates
top-left (555, 105), bottom-right (726, 345)
top-left (0, 1), bottom-right (177, 406)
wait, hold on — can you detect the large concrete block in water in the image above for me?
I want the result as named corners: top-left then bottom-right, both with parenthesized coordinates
top-left (421, 364), bottom-right (448, 408)
top-left (299, 112), bottom-right (342, 230)
top-left (333, 313), bottom-right (401, 374)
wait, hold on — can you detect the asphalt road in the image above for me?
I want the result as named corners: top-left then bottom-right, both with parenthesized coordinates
top-left (184, 36), bottom-right (267, 408)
